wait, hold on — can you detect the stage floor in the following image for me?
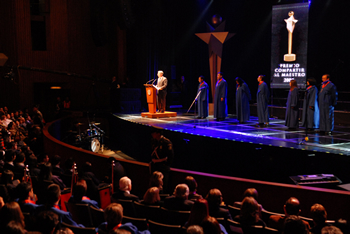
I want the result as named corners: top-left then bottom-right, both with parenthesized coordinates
top-left (117, 113), bottom-right (350, 156)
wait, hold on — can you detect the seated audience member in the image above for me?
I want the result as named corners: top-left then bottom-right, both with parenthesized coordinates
top-left (1, 169), bottom-right (19, 199)
top-left (38, 162), bottom-right (66, 190)
top-left (283, 215), bottom-right (308, 234)
top-left (68, 179), bottom-right (100, 209)
top-left (0, 201), bottom-right (25, 231)
top-left (142, 187), bottom-right (163, 206)
top-left (105, 157), bottom-right (125, 193)
top-left (201, 216), bottom-right (228, 234)
top-left (187, 225), bottom-right (204, 234)
top-left (186, 199), bottom-right (209, 228)
top-left (164, 184), bottom-right (194, 211)
top-left (35, 210), bottom-right (59, 234)
top-left (80, 161), bottom-right (100, 201)
top-left (13, 152), bottom-right (26, 181)
top-left (185, 176), bottom-right (203, 201)
top-left (269, 197), bottom-right (310, 231)
top-left (234, 197), bottom-right (266, 228)
top-left (321, 226), bottom-right (343, 234)
top-left (96, 203), bottom-right (150, 234)
top-left (51, 155), bottom-right (64, 177)
top-left (234, 188), bottom-right (264, 211)
top-left (205, 188), bottom-right (232, 220)
top-left (310, 203), bottom-right (328, 234)
top-left (3, 149), bottom-right (16, 172)
top-left (16, 182), bottom-right (38, 214)
top-left (149, 171), bottom-right (164, 192)
top-left (5, 220), bottom-right (26, 234)
top-left (112, 176), bottom-right (139, 202)
top-left (35, 184), bottom-right (84, 227)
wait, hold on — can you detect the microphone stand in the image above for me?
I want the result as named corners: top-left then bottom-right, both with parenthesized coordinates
top-left (187, 90), bottom-right (201, 116)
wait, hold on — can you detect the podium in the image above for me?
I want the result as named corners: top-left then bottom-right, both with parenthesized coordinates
top-left (141, 84), bottom-right (177, 118)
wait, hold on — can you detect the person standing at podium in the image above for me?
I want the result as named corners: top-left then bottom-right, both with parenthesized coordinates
top-left (156, 70), bottom-right (168, 113)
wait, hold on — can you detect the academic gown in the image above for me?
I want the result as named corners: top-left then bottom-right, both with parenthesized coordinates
top-left (257, 82), bottom-right (270, 123)
top-left (285, 88), bottom-right (299, 128)
top-left (236, 82), bottom-right (251, 123)
top-left (197, 81), bottom-right (209, 118)
top-left (319, 81), bottom-right (337, 132)
top-left (301, 85), bottom-right (319, 129)
top-left (214, 78), bottom-right (228, 119)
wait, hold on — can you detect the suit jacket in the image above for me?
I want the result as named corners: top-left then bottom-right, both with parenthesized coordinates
top-left (112, 190), bottom-right (140, 202)
top-left (208, 205), bottom-right (232, 220)
top-left (269, 215), bottom-right (310, 231)
top-left (163, 196), bottom-right (194, 211)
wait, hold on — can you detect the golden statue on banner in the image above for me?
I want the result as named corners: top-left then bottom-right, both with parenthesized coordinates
top-left (284, 11), bottom-right (298, 62)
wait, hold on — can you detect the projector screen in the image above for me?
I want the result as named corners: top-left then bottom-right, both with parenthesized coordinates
top-left (270, 2), bottom-right (309, 89)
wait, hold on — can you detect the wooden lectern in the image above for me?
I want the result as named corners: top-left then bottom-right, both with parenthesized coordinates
top-left (144, 84), bottom-right (157, 113)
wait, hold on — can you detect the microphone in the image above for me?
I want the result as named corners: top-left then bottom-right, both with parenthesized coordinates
top-left (152, 79), bottom-right (157, 85)
top-left (146, 79), bottom-right (154, 84)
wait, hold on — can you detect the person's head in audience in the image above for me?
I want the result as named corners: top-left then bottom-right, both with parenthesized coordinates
top-left (35, 211), bottom-right (59, 234)
top-left (82, 161), bottom-right (93, 173)
top-left (185, 176), bottom-right (199, 195)
top-left (240, 197), bottom-right (259, 225)
top-left (149, 171), bottom-right (164, 190)
top-left (311, 203), bottom-right (327, 227)
top-left (174, 184), bottom-right (190, 199)
top-left (7, 142), bottom-right (18, 151)
top-left (14, 152), bottom-right (25, 165)
top-left (104, 203), bottom-right (123, 231)
top-left (26, 154), bottom-right (38, 170)
top-left (1, 170), bottom-right (15, 185)
top-left (321, 226), bottom-right (343, 234)
top-left (242, 188), bottom-right (259, 201)
top-left (4, 220), bottom-right (26, 234)
top-left (72, 179), bottom-right (88, 201)
top-left (205, 188), bottom-right (223, 207)
top-left (55, 227), bottom-right (74, 234)
top-left (187, 199), bottom-right (209, 227)
top-left (143, 187), bottom-right (161, 205)
top-left (284, 197), bottom-right (301, 216)
top-left (5, 149), bottom-right (16, 163)
top-left (119, 176), bottom-right (132, 192)
top-left (37, 153), bottom-right (50, 164)
top-left (51, 155), bottom-right (61, 168)
top-left (0, 201), bottom-right (25, 229)
top-left (200, 216), bottom-right (221, 234)
top-left (46, 184), bottom-right (61, 206)
top-left (283, 215), bottom-right (307, 234)
top-left (16, 182), bottom-right (34, 201)
top-left (187, 225), bottom-right (204, 234)
top-left (0, 196), bottom-right (5, 209)
top-left (39, 163), bottom-right (53, 181)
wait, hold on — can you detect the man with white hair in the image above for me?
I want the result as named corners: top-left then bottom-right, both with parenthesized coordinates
top-left (111, 176), bottom-right (140, 202)
top-left (164, 184), bottom-right (194, 211)
top-left (156, 70), bottom-right (168, 113)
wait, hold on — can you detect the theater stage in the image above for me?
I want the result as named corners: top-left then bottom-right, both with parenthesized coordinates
top-left (110, 113), bottom-right (350, 189)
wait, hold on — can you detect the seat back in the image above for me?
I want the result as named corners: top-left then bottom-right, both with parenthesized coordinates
top-left (148, 219), bottom-right (186, 234)
top-left (122, 216), bottom-right (148, 231)
top-left (116, 199), bottom-right (137, 217)
top-left (261, 209), bottom-right (284, 224)
top-left (60, 190), bottom-right (72, 212)
top-left (227, 219), bottom-right (243, 234)
top-left (61, 222), bottom-right (97, 234)
top-left (64, 202), bottom-right (93, 227)
top-left (90, 205), bottom-right (105, 227)
top-left (228, 205), bottom-right (241, 219)
top-left (159, 207), bottom-right (190, 226)
top-left (134, 201), bottom-right (160, 220)
top-left (98, 184), bottom-right (111, 209)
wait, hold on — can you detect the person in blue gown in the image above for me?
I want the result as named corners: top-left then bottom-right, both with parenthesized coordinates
top-left (319, 74), bottom-right (337, 135)
top-left (214, 72), bottom-right (227, 121)
top-left (197, 76), bottom-right (209, 119)
top-left (285, 80), bottom-right (299, 129)
top-left (236, 77), bottom-right (251, 123)
top-left (256, 75), bottom-right (270, 127)
top-left (302, 78), bottom-right (319, 130)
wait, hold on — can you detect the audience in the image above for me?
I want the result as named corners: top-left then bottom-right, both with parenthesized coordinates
top-left (0, 201), bottom-right (26, 231)
top-left (16, 182), bottom-right (38, 214)
top-left (149, 171), bottom-right (164, 192)
top-left (142, 187), bottom-right (163, 206)
top-left (185, 176), bottom-right (203, 201)
top-left (205, 188), bottom-right (232, 220)
top-left (112, 176), bottom-right (140, 202)
top-left (283, 215), bottom-right (308, 234)
top-left (310, 203), bottom-right (328, 234)
top-left (164, 183), bottom-right (194, 211)
top-left (68, 179), bottom-right (100, 209)
top-left (233, 197), bottom-right (266, 229)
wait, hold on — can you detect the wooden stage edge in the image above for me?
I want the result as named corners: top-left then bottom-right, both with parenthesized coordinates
top-left (141, 111), bottom-right (177, 118)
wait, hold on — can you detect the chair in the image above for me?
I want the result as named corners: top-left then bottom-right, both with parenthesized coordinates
top-left (122, 215), bottom-right (148, 231)
top-left (227, 219), bottom-right (243, 234)
top-left (98, 184), bottom-right (111, 209)
top-left (134, 201), bottom-right (160, 220)
top-left (64, 202), bottom-right (94, 227)
top-left (116, 199), bottom-right (137, 217)
top-left (61, 222), bottom-right (97, 234)
top-left (90, 205), bottom-right (105, 227)
top-left (159, 207), bottom-right (190, 226)
top-left (159, 193), bottom-right (170, 201)
top-left (228, 205), bottom-right (241, 219)
top-left (247, 225), bottom-right (279, 234)
top-left (60, 189), bottom-right (72, 212)
top-left (148, 219), bottom-right (186, 234)
top-left (300, 215), bottom-right (314, 228)
top-left (261, 209), bottom-right (284, 224)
